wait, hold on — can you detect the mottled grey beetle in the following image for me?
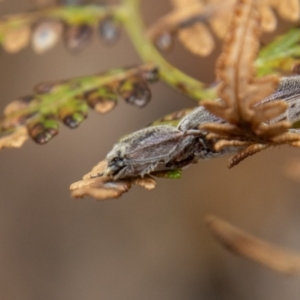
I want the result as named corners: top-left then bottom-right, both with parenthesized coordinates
top-left (177, 104), bottom-right (229, 159)
top-left (101, 125), bottom-right (202, 180)
top-left (95, 76), bottom-right (300, 180)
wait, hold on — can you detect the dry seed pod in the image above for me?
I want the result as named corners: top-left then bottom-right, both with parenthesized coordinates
top-left (63, 23), bottom-right (94, 53)
top-left (32, 19), bottom-right (63, 54)
top-left (3, 26), bottom-right (31, 53)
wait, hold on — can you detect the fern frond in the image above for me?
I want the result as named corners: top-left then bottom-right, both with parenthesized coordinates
top-left (150, 0), bottom-right (300, 57)
top-left (0, 63), bottom-right (158, 149)
top-left (201, 0), bottom-right (300, 167)
top-left (0, 5), bottom-right (121, 53)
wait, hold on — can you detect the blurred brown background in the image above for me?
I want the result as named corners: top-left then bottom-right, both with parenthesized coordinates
top-left (1, 1), bottom-right (300, 299)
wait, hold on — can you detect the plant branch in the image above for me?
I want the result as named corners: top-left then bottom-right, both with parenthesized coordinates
top-left (118, 0), bottom-right (216, 101)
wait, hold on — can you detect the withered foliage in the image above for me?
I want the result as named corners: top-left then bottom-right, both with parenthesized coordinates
top-left (148, 1), bottom-right (216, 56)
top-left (70, 160), bottom-right (156, 200)
top-left (149, 0), bottom-right (300, 56)
top-left (0, 127), bottom-right (29, 150)
top-left (206, 215), bottom-right (300, 276)
top-left (200, 0), bottom-right (300, 167)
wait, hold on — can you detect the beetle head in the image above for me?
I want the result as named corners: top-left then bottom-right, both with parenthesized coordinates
top-left (104, 144), bottom-right (128, 178)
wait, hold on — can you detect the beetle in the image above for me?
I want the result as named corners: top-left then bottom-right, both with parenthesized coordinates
top-left (101, 125), bottom-right (204, 180)
top-left (177, 103), bottom-right (248, 160)
top-left (94, 76), bottom-right (300, 181)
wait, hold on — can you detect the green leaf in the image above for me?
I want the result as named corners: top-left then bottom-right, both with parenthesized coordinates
top-left (257, 28), bottom-right (300, 76)
top-left (152, 169), bottom-right (182, 179)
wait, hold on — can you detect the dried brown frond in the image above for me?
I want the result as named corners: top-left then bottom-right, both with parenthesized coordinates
top-left (205, 215), bottom-right (300, 276)
top-left (147, 2), bottom-right (208, 53)
top-left (214, 140), bottom-right (250, 152)
top-left (0, 126), bottom-right (29, 150)
top-left (271, 0), bottom-right (300, 22)
top-left (259, 3), bottom-right (277, 32)
top-left (228, 144), bottom-right (269, 168)
top-left (200, 0), bottom-right (300, 166)
top-left (149, 1), bottom-right (221, 56)
top-left (174, 0), bottom-right (300, 27)
top-left (132, 176), bottom-right (156, 190)
top-left (177, 23), bottom-right (214, 56)
top-left (208, 0), bottom-right (283, 35)
top-left (211, 0), bottom-right (279, 124)
top-left (70, 160), bottom-right (156, 200)
top-left (71, 160), bottom-right (132, 200)
top-left (162, 0), bottom-right (300, 56)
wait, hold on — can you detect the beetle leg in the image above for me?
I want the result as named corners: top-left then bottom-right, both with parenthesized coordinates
top-left (112, 166), bottom-right (128, 180)
top-left (140, 161), bottom-right (159, 177)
